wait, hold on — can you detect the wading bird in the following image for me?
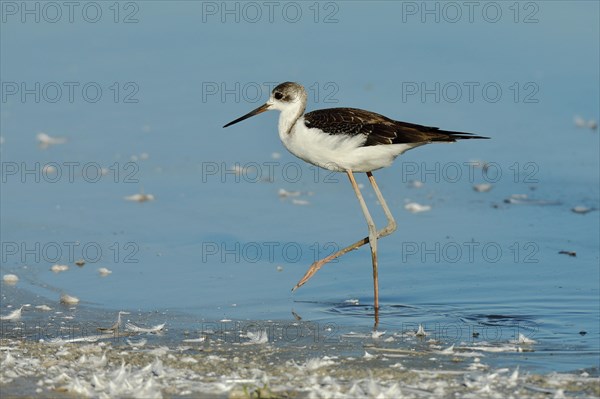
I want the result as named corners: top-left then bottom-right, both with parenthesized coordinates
top-left (224, 82), bottom-right (487, 313)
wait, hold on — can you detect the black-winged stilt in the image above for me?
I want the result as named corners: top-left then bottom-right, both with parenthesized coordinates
top-left (224, 82), bottom-right (488, 312)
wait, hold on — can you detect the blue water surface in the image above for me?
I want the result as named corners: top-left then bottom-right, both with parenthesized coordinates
top-left (1, 1), bottom-right (598, 374)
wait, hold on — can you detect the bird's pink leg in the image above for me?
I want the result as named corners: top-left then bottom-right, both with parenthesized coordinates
top-left (292, 236), bottom-right (370, 291)
top-left (345, 171), bottom-right (379, 310)
top-left (292, 172), bottom-right (398, 294)
top-left (366, 171), bottom-right (397, 237)
top-left (293, 171), bottom-right (381, 310)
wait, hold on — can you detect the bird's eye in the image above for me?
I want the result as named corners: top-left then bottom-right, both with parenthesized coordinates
top-left (274, 92), bottom-right (283, 100)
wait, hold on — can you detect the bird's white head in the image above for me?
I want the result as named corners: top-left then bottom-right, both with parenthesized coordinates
top-left (266, 82), bottom-right (307, 112)
top-left (223, 82), bottom-right (307, 130)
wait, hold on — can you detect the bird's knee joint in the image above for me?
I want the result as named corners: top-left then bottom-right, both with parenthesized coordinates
top-left (368, 225), bottom-right (377, 238)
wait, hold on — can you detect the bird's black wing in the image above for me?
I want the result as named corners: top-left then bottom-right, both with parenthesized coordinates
top-left (304, 108), bottom-right (488, 147)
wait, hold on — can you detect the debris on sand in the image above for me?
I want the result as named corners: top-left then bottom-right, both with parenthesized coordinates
top-left (98, 311), bottom-right (130, 332)
top-left (244, 329), bottom-right (268, 344)
top-left (125, 322), bottom-right (166, 334)
top-left (513, 333), bottom-right (537, 344)
top-left (0, 306), bottom-right (24, 321)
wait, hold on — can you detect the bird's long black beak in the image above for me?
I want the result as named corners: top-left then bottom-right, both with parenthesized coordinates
top-left (223, 103), bottom-right (271, 128)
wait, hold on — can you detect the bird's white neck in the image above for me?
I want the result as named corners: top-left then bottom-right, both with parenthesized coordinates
top-left (277, 101), bottom-right (305, 137)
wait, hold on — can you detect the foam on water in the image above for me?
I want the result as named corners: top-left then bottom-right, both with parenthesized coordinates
top-left (1, 304), bottom-right (598, 398)
top-left (2, 338), bottom-right (597, 398)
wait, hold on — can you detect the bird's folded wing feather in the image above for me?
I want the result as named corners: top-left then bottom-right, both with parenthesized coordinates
top-left (304, 108), bottom-right (486, 147)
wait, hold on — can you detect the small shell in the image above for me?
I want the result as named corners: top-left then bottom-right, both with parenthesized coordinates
top-left (2, 274), bottom-right (19, 285)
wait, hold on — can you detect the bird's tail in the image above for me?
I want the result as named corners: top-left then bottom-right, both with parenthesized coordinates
top-left (431, 130), bottom-right (490, 142)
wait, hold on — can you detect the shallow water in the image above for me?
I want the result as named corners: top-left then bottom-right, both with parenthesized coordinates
top-left (1, 1), bottom-right (599, 397)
